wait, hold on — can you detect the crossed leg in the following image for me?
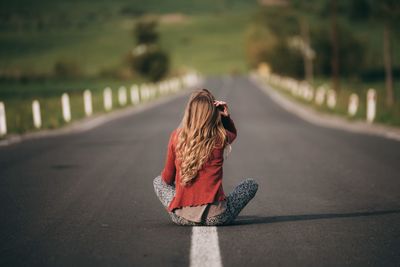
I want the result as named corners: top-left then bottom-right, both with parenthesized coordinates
top-left (153, 175), bottom-right (258, 226)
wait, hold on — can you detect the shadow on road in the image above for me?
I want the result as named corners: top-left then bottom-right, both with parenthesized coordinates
top-left (230, 209), bottom-right (400, 226)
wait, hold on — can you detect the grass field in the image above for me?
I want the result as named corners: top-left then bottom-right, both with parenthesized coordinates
top-left (160, 11), bottom-right (252, 75)
top-left (0, 0), bottom-right (256, 76)
top-left (0, 0), bottom-right (256, 135)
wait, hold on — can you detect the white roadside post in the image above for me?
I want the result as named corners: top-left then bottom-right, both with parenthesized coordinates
top-left (147, 85), bottom-right (153, 100)
top-left (169, 80), bottom-right (176, 93)
top-left (300, 81), bottom-right (306, 98)
top-left (300, 82), bottom-right (308, 100)
top-left (291, 82), bottom-right (299, 96)
top-left (147, 85), bottom-right (151, 100)
top-left (159, 83), bottom-right (164, 95)
top-left (0, 102), bottom-right (7, 136)
top-left (177, 78), bottom-right (182, 91)
top-left (315, 86), bottom-right (326, 106)
top-left (327, 89), bottom-right (337, 109)
top-left (118, 86), bottom-right (127, 106)
top-left (83, 90), bottom-right (93, 116)
top-left (140, 85), bottom-right (148, 102)
top-left (61, 93), bottom-right (71, 122)
top-left (180, 76), bottom-right (186, 90)
top-left (164, 81), bottom-right (169, 93)
top-left (173, 78), bottom-right (180, 91)
top-left (148, 85), bottom-right (154, 99)
top-left (103, 87), bottom-right (112, 111)
top-left (348, 93), bottom-right (359, 117)
top-left (159, 82), bottom-right (166, 95)
top-left (130, 85), bottom-right (140, 105)
top-left (303, 83), bottom-right (314, 101)
top-left (166, 81), bottom-right (172, 94)
top-left (367, 88), bottom-right (376, 123)
top-left (157, 83), bottom-right (163, 96)
top-left (139, 85), bottom-right (145, 102)
top-left (306, 86), bottom-right (314, 101)
top-left (32, 100), bottom-right (42, 129)
top-left (130, 84), bottom-right (140, 105)
top-left (151, 85), bottom-right (157, 99)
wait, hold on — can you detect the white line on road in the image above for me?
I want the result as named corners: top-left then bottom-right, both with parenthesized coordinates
top-left (190, 226), bottom-right (222, 267)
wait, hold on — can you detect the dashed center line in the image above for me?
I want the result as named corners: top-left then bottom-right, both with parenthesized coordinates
top-left (190, 226), bottom-right (222, 267)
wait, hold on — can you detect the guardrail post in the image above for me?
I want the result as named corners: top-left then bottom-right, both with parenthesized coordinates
top-left (367, 89), bottom-right (376, 123)
top-left (150, 84), bottom-right (156, 99)
top-left (118, 86), bottom-right (127, 106)
top-left (348, 93), bottom-right (359, 116)
top-left (130, 85), bottom-right (140, 105)
top-left (32, 100), bottom-right (42, 128)
top-left (315, 86), bottom-right (326, 106)
top-left (83, 90), bottom-right (92, 116)
top-left (140, 84), bottom-right (148, 102)
top-left (61, 93), bottom-right (71, 122)
top-left (0, 102), bottom-right (7, 136)
top-left (103, 87), bottom-right (112, 111)
top-left (327, 89), bottom-right (337, 109)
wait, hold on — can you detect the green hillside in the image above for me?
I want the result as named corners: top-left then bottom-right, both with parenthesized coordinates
top-left (0, 0), bottom-right (257, 78)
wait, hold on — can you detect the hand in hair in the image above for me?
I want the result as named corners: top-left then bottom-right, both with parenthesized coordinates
top-left (214, 100), bottom-right (229, 117)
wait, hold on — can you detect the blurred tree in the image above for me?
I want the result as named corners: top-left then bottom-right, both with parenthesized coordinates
top-left (53, 60), bottom-right (82, 78)
top-left (330, 0), bottom-right (340, 92)
top-left (131, 47), bottom-right (170, 81)
top-left (299, 19), bottom-right (314, 83)
top-left (133, 18), bottom-right (159, 45)
top-left (371, 0), bottom-right (400, 107)
top-left (312, 23), bottom-right (365, 79)
top-left (246, 7), bottom-right (304, 78)
top-left (245, 24), bottom-right (303, 77)
top-left (348, 0), bottom-right (371, 21)
top-left (129, 17), bottom-right (170, 81)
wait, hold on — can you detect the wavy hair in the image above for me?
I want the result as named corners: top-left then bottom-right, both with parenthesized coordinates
top-left (175, 89), bottom-right (228, 186)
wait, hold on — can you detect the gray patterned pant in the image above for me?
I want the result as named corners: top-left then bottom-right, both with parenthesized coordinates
top-left (153, 175), bottom-right (258, 226)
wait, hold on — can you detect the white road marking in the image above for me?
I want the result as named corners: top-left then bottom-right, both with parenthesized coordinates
top-left (190, 226), bottom-right (222, 267)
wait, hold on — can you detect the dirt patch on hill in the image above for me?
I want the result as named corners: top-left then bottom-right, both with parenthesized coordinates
top-left (160, 13), bottom-right (189, 24)
top-left (258, 0), bottom-right (289, 6)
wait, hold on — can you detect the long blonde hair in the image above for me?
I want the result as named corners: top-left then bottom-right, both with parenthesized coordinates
top-left (176, 89), bottom-right (228, 186)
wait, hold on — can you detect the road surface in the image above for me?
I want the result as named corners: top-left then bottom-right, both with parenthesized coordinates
top-left (1, 76), bottom-right (400, 266)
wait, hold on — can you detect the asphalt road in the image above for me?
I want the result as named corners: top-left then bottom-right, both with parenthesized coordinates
top-left (1, 76), bottom-right (399, 267)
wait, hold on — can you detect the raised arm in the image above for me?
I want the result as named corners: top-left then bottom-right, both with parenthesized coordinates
top-left (214, 100), bottom-right (237, 144)
top-left (160, 130), bottom-right (177, 185)
top-left (221, 114), bottom-right (237, 144)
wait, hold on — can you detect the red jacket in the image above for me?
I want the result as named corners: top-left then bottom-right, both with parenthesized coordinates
top-left (161, 115), bottom-right (237, 212)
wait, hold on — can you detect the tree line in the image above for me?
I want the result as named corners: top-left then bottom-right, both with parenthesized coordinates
top-left (247, 0), bottom-right (400, 107)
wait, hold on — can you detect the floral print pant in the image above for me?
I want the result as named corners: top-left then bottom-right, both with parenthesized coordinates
top-left (153, 175), bottom-right (258, 226)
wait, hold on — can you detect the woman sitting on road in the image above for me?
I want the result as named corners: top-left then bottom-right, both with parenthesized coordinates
top-left (153, 88), bottom-right (258, 226)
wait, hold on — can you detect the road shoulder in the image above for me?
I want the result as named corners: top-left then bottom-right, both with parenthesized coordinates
top-left (249, 73), bottom-right (400, 142)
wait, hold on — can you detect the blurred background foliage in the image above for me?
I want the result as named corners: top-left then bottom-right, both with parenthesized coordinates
top-left (0, 0), bottom-right (254, 82)
top-left (246, 0), bottom-right (400, 125)
top-left (0, 0), bottom-right (400, 132)
top-left (247, 0), bottom-right (400, 81)
top-left (127, 16), bottom-right (170, 81)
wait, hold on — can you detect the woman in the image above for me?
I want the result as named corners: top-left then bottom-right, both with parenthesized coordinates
top-left (153, 88), bottom-right (258, 226)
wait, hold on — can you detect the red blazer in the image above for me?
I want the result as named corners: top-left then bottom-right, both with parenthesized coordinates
top-left (161, 115), bottom-right (237, 212)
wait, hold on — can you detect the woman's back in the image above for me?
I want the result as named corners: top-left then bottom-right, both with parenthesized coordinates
top-left (153, 88), bottom-right (257, 226)
top-left (161, 114), bottom-right (237, 212)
